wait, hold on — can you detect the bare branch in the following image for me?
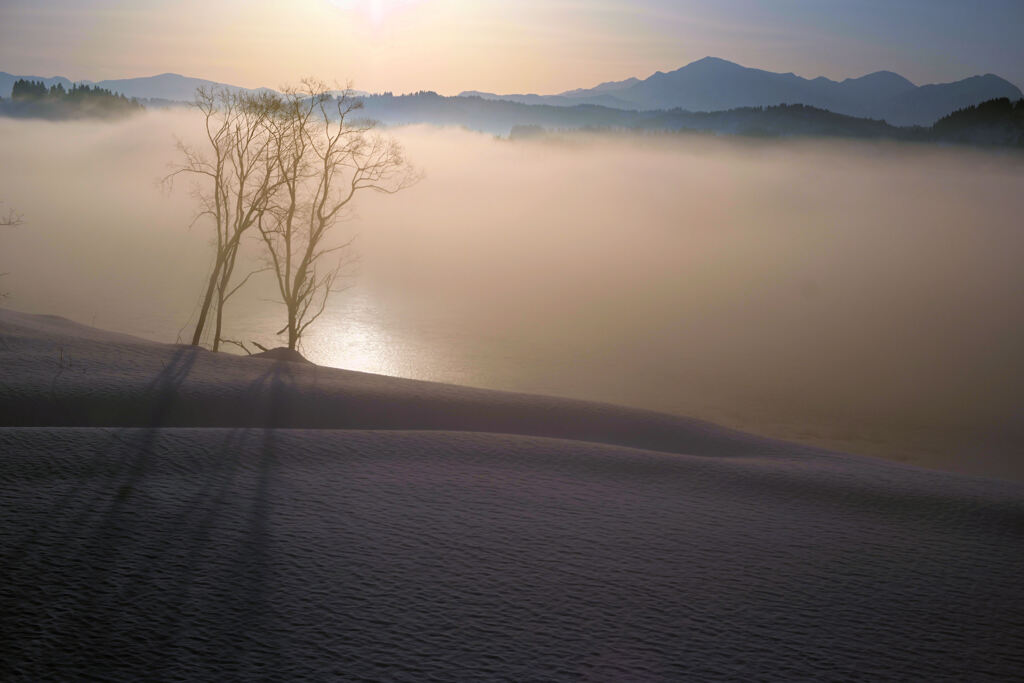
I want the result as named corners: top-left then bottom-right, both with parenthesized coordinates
top-left (225, 266), bottom-right (272, 301)
top-left (219, 338), bottom-right (252, 355)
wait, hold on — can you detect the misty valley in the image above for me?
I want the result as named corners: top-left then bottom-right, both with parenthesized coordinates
top-left (3, 4), bottom-right (1024, 678)
top-left (2, 111), bottom-right (1022, 479)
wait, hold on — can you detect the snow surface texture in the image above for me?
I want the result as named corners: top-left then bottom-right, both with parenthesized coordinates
top-left (1, 308), bottom-right (1023, 681)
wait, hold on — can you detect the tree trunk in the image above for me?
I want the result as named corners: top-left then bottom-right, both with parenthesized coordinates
top-left (191, 256), bottom-right (223, 346)
top-left (212, 259), bottom-right (233, 352)
top-left (212, 298), bottom-right (223, 352)
top-left (287, 306), bottom-right (298, 350)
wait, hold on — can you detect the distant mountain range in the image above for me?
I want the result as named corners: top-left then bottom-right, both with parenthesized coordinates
top-left (0, 72), bottom-right (366, 105)
top-left (4, 58), bottom-right (1019, 129)
top-left (3, 58), bottom-right (1022, 135)
top-left (460, 57), bottom-right (1023, 126)
top-left (353, 92), bottom-right (1023, 147)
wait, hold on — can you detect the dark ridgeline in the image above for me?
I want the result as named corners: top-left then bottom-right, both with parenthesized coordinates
top-left (359, 92), bottom-right (1024, 148)
top-left (0, 79), bottom-right (143, 119)
top-left (1, 70), bottom-right (1022, 147)
top-left (931, 97), bottom-right (1024, 146)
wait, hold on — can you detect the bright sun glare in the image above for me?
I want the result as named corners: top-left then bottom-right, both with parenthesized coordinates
top-left (328, 0), bottom-right (406, 26)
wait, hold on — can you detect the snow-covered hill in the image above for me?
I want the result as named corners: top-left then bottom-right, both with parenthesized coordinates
top-left (2, 309), bottom-right (1022, 680)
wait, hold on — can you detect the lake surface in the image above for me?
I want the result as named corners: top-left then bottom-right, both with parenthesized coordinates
top-left (136, 271), bottom-right (1021, 482)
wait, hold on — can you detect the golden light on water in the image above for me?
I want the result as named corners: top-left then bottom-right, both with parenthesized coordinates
top-left (313, 318), bottom-right (391, 374)
top-left (300, 292), bottom-right (411, 377)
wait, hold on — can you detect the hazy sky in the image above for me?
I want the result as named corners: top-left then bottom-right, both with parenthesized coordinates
top-left (1, 0), bottom-right (1022, 94)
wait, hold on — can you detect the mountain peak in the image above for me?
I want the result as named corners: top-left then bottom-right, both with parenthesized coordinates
top-left (848, 70), bottom-right (916, 88)
top-left (691, 56), bottom-right (736, 66)
top-left (680, 56), bottom-right (743, 72)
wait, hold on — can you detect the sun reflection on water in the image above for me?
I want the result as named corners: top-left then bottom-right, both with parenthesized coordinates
top-left (295, 289), bottom-right (412, 377)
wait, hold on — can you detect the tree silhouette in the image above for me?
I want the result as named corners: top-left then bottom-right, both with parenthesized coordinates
top-left (165, 87), bottom-right (281, 350)
top-left (0, 201), bottom-right (24, 298)
top-left (257, 80), bottom-right (418, 350)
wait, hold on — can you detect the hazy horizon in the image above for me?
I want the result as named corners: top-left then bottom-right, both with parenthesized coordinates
top-left (2, 1), bottom-right (1023, 97)
top-left (5, 54), bottom-right (1024, 100)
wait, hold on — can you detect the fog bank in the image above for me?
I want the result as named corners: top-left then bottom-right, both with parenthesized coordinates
top-left (2, 112), bottom-right (1023, 477)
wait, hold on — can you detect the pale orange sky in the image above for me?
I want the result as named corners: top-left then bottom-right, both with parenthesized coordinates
top-left (2, 0), bottom-right (1022, 94)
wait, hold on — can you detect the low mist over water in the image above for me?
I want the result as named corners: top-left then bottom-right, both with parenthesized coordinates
top-left (2, 112), bottom-right (1023, 477)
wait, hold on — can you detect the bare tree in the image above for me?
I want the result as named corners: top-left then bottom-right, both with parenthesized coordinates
top-left (1, 202), bottom-right (23, 298)
top-left (1, 202), bottom-right (23, 227)
top-left (165, 87), bottom-right (280, 350)
top-left (258, 80), bottom-right (418, 350)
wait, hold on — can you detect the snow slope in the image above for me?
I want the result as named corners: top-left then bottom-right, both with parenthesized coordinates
top-left (1, 309), bottom-right (1022, 680)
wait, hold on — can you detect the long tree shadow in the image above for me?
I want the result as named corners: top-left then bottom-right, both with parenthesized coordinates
top-left (3, 351), bottom-right (309, 677)
top-left (112, 343), bottom-right (201, 486)
top-left (4, 345), bottom-right (204, 673)
top-left (3, 345), bottom-right (201, 564)
top-left (216, 358), bottom-right (295, 675)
